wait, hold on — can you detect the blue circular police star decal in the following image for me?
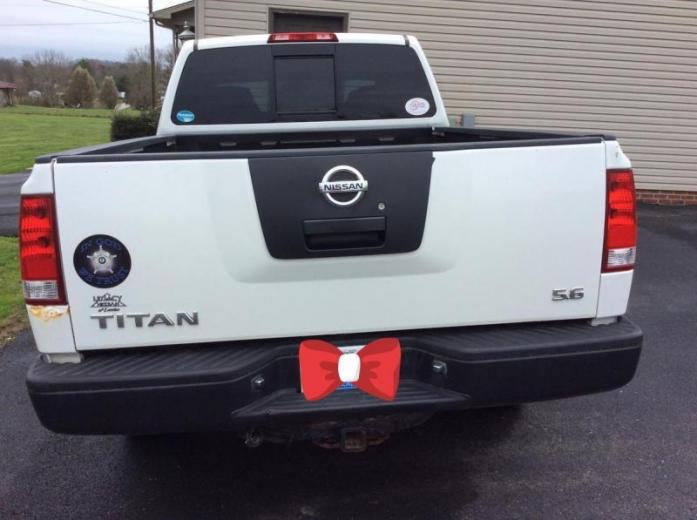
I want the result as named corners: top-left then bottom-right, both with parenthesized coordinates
top-left (73, 235), bottom-right (131, 288)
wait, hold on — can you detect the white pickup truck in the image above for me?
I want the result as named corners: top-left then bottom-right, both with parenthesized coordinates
top-left (21, 32), bottom-right (642, 451)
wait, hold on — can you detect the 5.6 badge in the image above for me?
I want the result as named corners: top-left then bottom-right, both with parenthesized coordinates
top-left (74, 235), bottom-right (131, 288)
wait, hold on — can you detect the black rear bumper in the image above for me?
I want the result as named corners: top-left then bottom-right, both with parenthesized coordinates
top-left (27, 318), bottom-right (642, 435)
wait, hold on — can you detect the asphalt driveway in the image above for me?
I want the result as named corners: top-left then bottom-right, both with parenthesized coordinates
top-left (0, 173), bottom-right (28, 236)
top-left (1, 204), bottom-right (696, 519)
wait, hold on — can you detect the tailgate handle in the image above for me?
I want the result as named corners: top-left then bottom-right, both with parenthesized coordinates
top-left (303, 217), bottom-right (386, 250)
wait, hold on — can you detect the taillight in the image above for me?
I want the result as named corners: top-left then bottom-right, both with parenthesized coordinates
top-left (19, 195), bottom-right (65, 304)
top-left (268, 32), bottom-right (338, 43)
top-left (603, 169), bottom-right (637, 272)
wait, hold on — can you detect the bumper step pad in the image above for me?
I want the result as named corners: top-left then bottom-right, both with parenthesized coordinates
top-left (233, 380), bottom-right (469, 423)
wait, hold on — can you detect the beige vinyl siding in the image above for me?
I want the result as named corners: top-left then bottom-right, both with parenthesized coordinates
top-left (200, 0), bottom-right (697, 191)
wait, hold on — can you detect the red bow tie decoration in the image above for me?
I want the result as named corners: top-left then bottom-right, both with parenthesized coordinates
top-left (299, 338), bottom-right (401, 401)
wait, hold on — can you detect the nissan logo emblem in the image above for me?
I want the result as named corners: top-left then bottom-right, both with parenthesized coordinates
top-left (318, 165), bottom-right (368, 207)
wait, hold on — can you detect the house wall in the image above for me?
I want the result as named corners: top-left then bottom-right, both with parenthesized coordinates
top-left (0, 90), bottom-right (9, 107)
top-left (197, 0), bottom-right (697, 193)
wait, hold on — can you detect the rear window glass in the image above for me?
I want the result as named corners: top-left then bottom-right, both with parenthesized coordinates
top-left (171, 44), bottom-right (436, 125)
top-left (275, 56), bottom-right (335, 114)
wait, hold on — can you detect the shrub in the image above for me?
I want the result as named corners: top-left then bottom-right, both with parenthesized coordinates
top-left (63, 66), bottom-right (97, 108)
top-left (110, 110), bottom-right (159, 141)
top-left (22, 93), bottom-right (54, 107)
top-left (99, 76), bottom-right (119, 109)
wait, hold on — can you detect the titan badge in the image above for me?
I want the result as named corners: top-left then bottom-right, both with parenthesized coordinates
top-left (91, 312), bottom-right (199, 329)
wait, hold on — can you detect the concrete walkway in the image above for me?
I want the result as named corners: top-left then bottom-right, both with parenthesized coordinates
top-left (0, 172), bottom-right (29, 236)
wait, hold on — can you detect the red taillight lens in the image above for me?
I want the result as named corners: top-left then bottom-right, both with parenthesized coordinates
top-left (268, 32), bottom-right (338, 43)
top-left (20, 195), bottom-right (65, 304)
top-left (603, 169), bottom-right (637, 273)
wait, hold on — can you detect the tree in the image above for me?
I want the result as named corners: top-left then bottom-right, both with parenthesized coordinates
top-left (123, 46), bottom-right (172, 109)
top-left (0, 59), bottom-right (18, 84)
top-left (99, 75), bottom-right (119, 109)
top-left (76, 58), bottom-right (94, 76)
top-left (63, 66), bottom-right (97, 108)
top-left (22, 50), bottom-right (71, 106)
top-left (123, 47), bottom-right (151, 109)
top-left (157, 47), bottom-right (176, 97)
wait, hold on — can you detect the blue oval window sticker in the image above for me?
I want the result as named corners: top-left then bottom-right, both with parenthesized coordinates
top-left (176, 110), bottom-right (195, 123)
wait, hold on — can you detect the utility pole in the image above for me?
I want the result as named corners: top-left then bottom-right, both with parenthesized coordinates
top-left (148, 0), bottom-right (156, 108)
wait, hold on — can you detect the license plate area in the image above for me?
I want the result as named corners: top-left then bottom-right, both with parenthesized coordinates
top-left (337, 345), bottom-right (364, 390)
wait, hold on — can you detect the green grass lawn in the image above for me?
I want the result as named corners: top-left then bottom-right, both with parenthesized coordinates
top-left (0, 237), bottom-right (24, 334)
top-left (0, 105), bottom-right (123, 175)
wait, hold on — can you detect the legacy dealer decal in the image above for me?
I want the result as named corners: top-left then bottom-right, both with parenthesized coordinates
top-left (91, 293), bottom-right (127, 313)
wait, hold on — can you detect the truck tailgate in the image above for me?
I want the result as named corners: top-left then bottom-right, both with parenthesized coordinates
top-left (53, 142), bottom-right (606, 351)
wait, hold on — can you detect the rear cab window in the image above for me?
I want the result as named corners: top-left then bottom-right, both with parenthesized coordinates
top-left (171, 43), bottom-right (436, 125)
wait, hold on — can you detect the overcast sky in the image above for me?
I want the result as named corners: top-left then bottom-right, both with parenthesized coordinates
top-left (3, 0), bottom-right (184, 61)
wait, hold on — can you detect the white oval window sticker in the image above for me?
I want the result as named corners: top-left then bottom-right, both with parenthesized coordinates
top-left (405, 97), bottom-right (430, 116)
